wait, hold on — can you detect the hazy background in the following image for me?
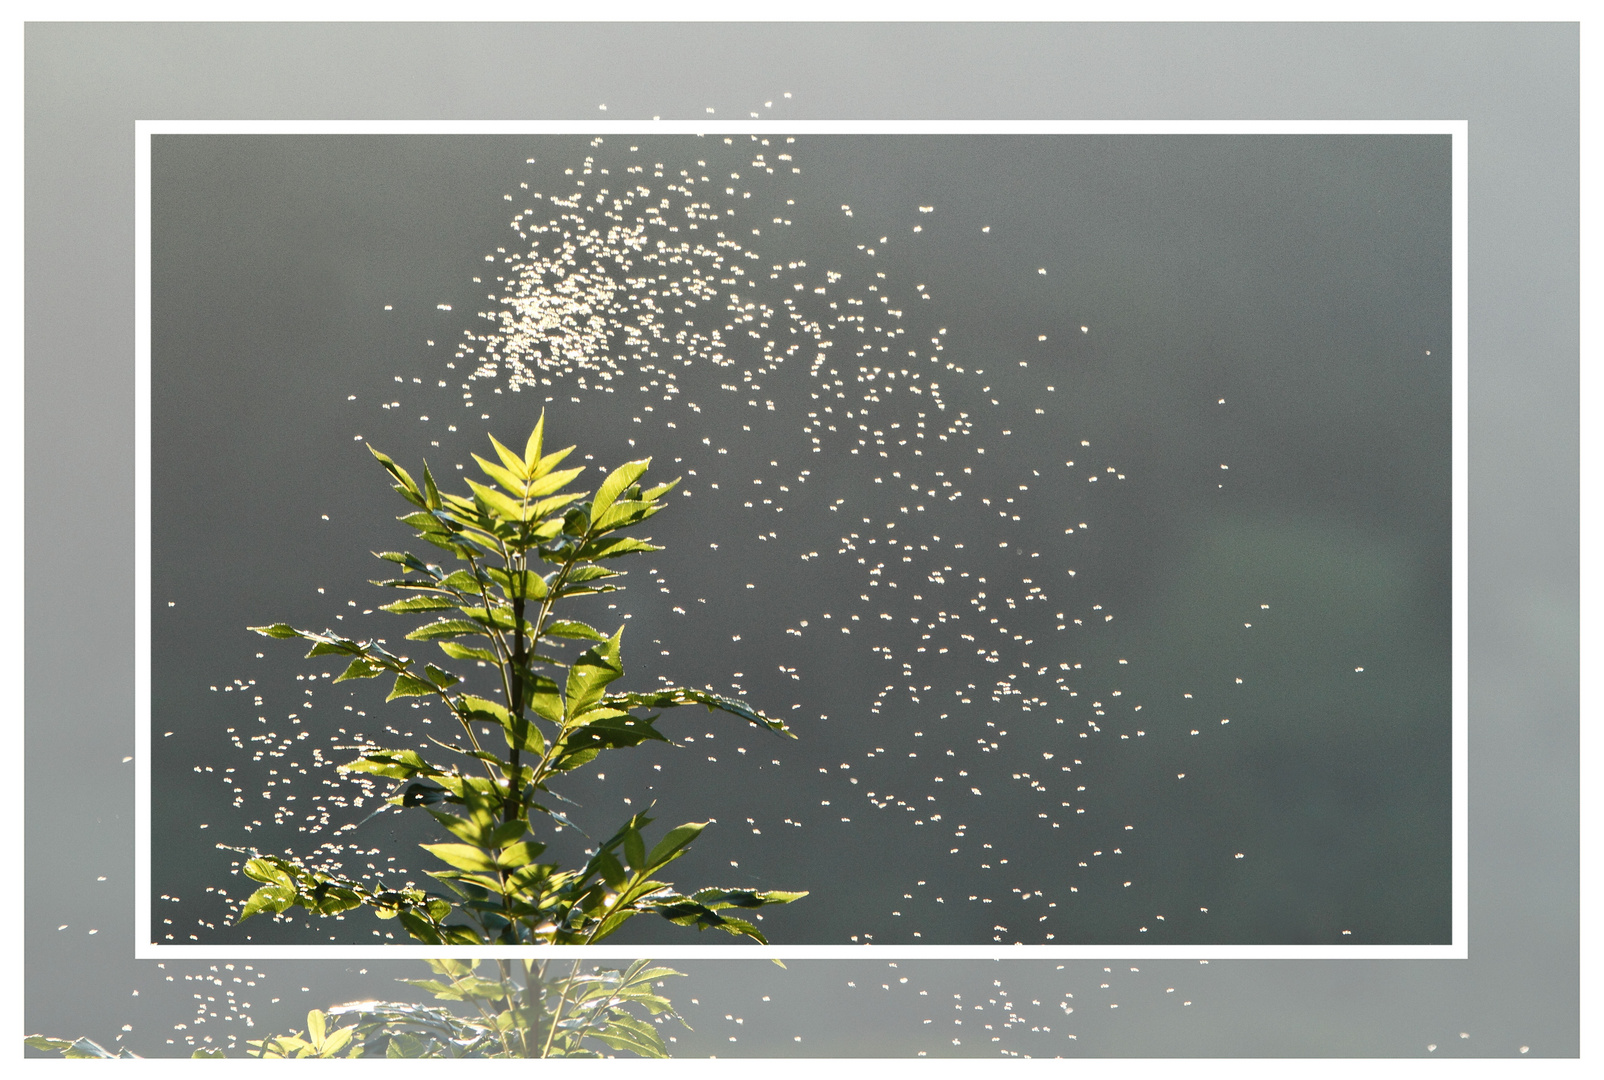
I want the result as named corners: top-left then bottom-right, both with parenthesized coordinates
top-left (148, 131), bottom-right (1450, 949)
top-left (26, 21), bottom-right (1576, 1059)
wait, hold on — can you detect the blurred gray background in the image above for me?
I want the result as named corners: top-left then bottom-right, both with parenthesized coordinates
top-left (25, 21), bottom-right (1576, 1058)
top-left (144, 131), bottom-right (1451, 949)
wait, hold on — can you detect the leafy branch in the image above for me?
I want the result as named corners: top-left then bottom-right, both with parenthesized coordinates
top-left (233, 413), bottom-right (806, 947)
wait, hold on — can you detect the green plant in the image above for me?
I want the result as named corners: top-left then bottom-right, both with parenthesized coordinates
top-left (29, 416), bottom-right (804, 1059)
top-left (28, 959), bottom-right (689, 1059)
top-left (250, 959), bottom-right (687, 1058)
top-left (233, 413), bottom-right (805, 947)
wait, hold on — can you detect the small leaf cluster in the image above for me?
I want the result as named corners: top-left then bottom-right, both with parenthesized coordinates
top-left (27, 959), bottom-right (689, 1060)
top-left (23, 1036), bottom-right (142, 1060)
top-left (234, 414), bottom-right (805, 946)
top-left (292, 958), bottom-right (689, 1059)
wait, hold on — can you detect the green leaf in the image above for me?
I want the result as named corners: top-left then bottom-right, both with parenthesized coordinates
top-left (458, 694), bottom-right (511, 726)
top-left (386, 673), bottom-right (436, 701)
top-left (249, 623), bottom-right (303, 639)
top-left (317, 1026), bottom-right (355, 1058)
top-left (504, 715), bottom-right (546, 756)
top-left (242, 856), bottom-right (293, 886)
top-left (425, 809), bottom-right (483, 846)
top-left (306, 1009), bottom-right (327, 1047)
top-left (422, 461), bottom-right (443, 510)
top-left (593, 849), bottom-right (627, 889)
top-left (565, 565), bottom-right (619, 584)
top-left (542, 619), bottom-right (606, 641)
top-left (309, 882), bottom-right (363, 915)
top-left (550, 746), bottom-right (599, 773)
top-left (435, 641), bottom-right (498, 664)
top-left (369, 446), bottom-right (427, 508)
top-left (641, 477), bottom-right (681, 501)
top-left (373, 550), bottom-right (433, 573)
top-left (526, 674), bottom-right (565, 725)
top-left (378, 596), bottom-right (456, 614)
top-left (438, 569), bottom-right (486, 592)
top-left (523, 413), bottom-right (546, 470)
top-left (400, 511), bottom-right (449, 534)
top-left (420, 843), bottom-right (500, 873)
top-left (577, 536), bottom-right (662, 561)
top-left (406, 619), bottom-right (488, 641)
top-left (400, 978), bottom-right (458, 998)
top-left (238, 882), bottom-right (296, 922)
top-left (533, 444), bottom-right (576, 479)
top-left (423, 664), bottom-right (460, 690)
top-left (497, 839), bottom-right (544, 869)
top-left (592, 458), bottom-right (651, 521)
top-left (564, 711), bottom-right (667, 751)
top-left (689, 886), bottom-right (810, 909)
top-left (305, 636), bottom-right (364, 657)
top-left (486, 567), bottom-right (548, 601)
top-left (590, 1013), bottom-right (669, 1058)
top-left (638, 896), bottom-right (769, 943)
top-left (605, 686), bottom-right (794, 737)
top-left (343, 748), bottom-right (441, 780)
top-left (645, 821), bottom-right (707, 872)
top-left (465, 479), bottom-right (525, 522)
top-left (523, 464), bottom-right (586, 501)
top-left (487, 433), bottom-right (529, 478)
top-left (532, 491), bottom-right (585, 520)
top-left (623, 827), bottom-right (646, 873)
top-left (334, 656), bottom-right (383, 682)
top-left (588, 502), bottom-right (660, 536)
top-left (564, 629), bottom-right (624, 721)
top-left (397, 911), bottom-right (445, 945)
top-left (473, 453), bottom-right (528, 497)
top-left (43, 1036), bottom-right (136, 1059)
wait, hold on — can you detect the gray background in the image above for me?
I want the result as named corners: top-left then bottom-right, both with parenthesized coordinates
top-left (25, 22), bottom-right (1576, 1058)
top-left (146, 132), bottom-right (1452, 949)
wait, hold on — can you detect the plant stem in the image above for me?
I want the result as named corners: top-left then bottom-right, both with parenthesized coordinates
top-left (540, 959), bottom-right (583, 1058)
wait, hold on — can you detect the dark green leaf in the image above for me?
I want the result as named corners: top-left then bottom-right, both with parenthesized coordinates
top-left (421, 461), bottom-right (443, 511)
top-left (689, 886), bottom-right (810, 909)
top-left (306, 637), bottom-right (364, 657)
top-left (645, 821), bottom-right (706, 872)
top-left (550, 746), bottom-right (599, 773)
top-left (458, 694), bottom-right (510, 726)
top-left (369, 446), bottom-right (426, 508)
top-left (604, 686), bottom-right (794, 737)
